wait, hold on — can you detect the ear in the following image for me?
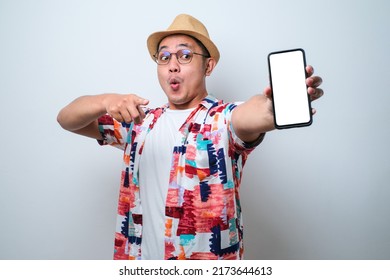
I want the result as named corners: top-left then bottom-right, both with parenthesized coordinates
top-left (205, 58), bottom-right (217, 76)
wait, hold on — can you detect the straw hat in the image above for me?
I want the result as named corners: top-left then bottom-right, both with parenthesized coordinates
top-left (147, 14), bottom-right (220, 64)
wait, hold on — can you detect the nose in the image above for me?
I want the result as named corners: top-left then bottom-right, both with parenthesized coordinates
top-left (168, 55), bottom-right (180, 73)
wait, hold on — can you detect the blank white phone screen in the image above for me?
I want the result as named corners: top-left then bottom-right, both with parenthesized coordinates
top-left (269, 49), bottom-right (311, 128)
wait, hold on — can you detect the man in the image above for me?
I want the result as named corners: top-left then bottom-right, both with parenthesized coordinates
top-left (57, 14), bottom-right (323, 260)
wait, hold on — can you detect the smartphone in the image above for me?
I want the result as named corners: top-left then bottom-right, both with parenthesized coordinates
top-left (268, 48), bottom-right (312, 129)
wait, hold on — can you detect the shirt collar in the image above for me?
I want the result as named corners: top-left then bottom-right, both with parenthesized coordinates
top-left (199, 94), bottom-right (219, 110)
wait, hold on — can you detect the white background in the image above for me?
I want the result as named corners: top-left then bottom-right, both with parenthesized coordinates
top-left (1, 0), bottom-right (389, 259)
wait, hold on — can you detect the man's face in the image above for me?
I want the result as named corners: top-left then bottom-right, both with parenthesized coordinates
top-left (156, 35), bottom-right (213, 110)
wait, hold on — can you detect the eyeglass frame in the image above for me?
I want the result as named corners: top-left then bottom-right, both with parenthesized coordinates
top-left (153, 49), bottom-right (210, 65)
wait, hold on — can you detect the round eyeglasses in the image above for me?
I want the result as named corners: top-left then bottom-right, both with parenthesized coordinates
top-left (153, 49), bottom-right (210, 65)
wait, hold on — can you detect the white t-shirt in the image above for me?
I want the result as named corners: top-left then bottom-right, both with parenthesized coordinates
top-left (138, 108), bottom-right (194, 259)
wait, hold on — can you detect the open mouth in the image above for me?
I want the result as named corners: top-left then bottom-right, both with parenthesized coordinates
top-left (169, 78), bottom-right (181, 91)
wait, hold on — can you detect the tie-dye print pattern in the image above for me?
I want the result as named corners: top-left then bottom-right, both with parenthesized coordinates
top-left (98, 95), bottom-right (264, 260)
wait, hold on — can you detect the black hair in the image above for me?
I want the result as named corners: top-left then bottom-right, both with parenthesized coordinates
top-left (191, 36), bottom-right (210, 58)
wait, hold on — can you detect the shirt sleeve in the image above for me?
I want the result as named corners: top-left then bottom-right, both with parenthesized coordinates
top-left (225, 102), bottom-right (265, 155)
top-left (97, 114), bottom-right (129, 151)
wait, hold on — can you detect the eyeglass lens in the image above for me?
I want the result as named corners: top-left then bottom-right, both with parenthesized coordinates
top-left (156, 49), bottom-right (193, 64)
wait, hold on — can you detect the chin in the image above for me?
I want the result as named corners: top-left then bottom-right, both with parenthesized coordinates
top-left (167, 91), bottom-right (185, 102)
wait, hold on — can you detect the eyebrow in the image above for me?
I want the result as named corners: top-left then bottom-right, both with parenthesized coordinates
top-left (158, 43), bottom-right (192, 52)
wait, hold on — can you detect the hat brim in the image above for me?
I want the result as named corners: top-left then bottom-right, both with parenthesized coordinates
top-left (147, 30), bottom-right (220, 64)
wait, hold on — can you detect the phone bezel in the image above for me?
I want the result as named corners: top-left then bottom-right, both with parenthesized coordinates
top-left (268, 48), bottom-right (313, 129)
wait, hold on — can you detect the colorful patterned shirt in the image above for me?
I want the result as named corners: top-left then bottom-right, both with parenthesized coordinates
top-left (98, 95), bottom-right (264, 260)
